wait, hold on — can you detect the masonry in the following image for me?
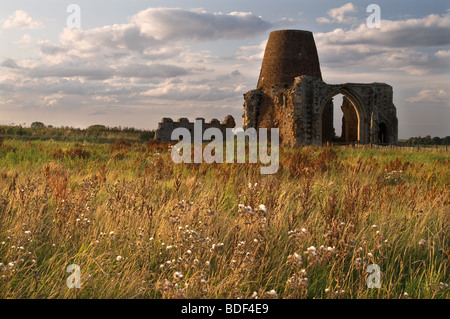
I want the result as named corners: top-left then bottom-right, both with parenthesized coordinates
top-left (243, 29), bottom-right (398, 146)
top-left (155, 115), bottom-right (236, 142)
top-left (155, 29), bottom-right (398, 146)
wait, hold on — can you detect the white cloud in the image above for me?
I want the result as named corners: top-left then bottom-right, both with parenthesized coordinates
top-left (12, 34), bottom-right (32, 47)
top-left (315, 13), bottom-right (450, 74)
top-left (316, 13), bottom-right (450, 48)
top-left (2, 10), bottom-right (44, 29)
top-left (131, 8), bottom-right (272, 42)
top-left (235, 40), bottom-right (267, 62)
top-left (406, 89), bottom-right (450, 106)
top-left (316, 3), bottom-right (358, 24)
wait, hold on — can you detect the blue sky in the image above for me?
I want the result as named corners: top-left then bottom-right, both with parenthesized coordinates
top-left (0, 0), bottom-right (449, 138)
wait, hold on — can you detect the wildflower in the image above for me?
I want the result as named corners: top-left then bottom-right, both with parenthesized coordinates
top-left (116, 256), bottom-right (123, 261)
top-left (307, 246), bottom-right (316, 253)
top-left (258, 204), bottom-right (267, 213)
top-left (109, 231), bottom-right (115, 236)
top-left (186, 250), bottom-right (192, 255)
top-left (266, 290), bottom-right (278, 298)
top-left (253, 238), bottom-right (259, 244)
top-left (166, 245), bottom-right (173, 250)
top-left (418, 239), bottom-right (426, 248)
top-left (293, 253), bottom-right (302, 262)
top-left (8, 262), bottom-right (14, 267)
top-left (173, 271), bottom-right (184, 281)
top-left (367, 252), bottom-right (374, 258)
top-left (325, 288), bottom-right (330, 293)
top-left (403, 292), bottom-right (409, 297)
top-left (371, 225), bottom-right (378, 230)
top-left (205, 261), bottom-right (210, 267)
top-left (24, 231), bottom-right (31, 235)
top-left (166, 260), bottom-right (172, 266)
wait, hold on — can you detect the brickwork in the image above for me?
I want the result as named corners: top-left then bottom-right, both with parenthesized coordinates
top-left (155, 116), bottom-right (236, 142)
top-left (244, 30), bottom-right (398, 146)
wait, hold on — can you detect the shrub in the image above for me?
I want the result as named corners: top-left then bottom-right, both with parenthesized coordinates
top-left (66, 147), bottom-right (90, 159)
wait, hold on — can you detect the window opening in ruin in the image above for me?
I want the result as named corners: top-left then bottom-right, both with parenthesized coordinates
top-left (378, 122), bottom-right (387, 144)
top-left (322, 93), bottom-right (359, 144)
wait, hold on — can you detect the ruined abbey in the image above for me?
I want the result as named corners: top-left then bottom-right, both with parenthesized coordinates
top-left (156, 29), bottom-right (398, 146)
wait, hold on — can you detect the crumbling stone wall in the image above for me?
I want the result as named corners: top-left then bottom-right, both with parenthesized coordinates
top-left (243, 29), bottom-right (398, 146)
top-left (154, 115), bottom-right (236, 142)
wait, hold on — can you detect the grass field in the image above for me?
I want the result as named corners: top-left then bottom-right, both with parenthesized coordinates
top-left (0, 138), bottom-right (448, 299)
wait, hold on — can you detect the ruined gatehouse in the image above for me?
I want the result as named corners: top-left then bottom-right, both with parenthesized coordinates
top-left (243, 30), bottom-right (398, 146)
top-left (155, 29), bottom-right (398, 146)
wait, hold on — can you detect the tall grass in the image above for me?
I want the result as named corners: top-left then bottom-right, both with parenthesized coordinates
top-left (0, 139), bottom-right (448, 299)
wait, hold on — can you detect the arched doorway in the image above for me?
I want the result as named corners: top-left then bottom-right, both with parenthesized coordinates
top-left (320, 89), bottom-right (362, 144)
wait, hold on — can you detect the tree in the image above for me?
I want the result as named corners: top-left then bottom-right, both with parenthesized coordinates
top-left (432, 137), bottom-right (442, 145)
top-left (31, 122), bottom-right (45, 129)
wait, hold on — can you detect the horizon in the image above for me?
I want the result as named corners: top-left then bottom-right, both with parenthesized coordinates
top-left (1, 1), bottom-right (449, 139)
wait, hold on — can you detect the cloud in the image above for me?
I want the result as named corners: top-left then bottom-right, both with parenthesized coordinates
top-left (406, 89), bottom-right (450, 106)
top-left (1, 58), bottom-right (20, 69)
top-left (131, 8), bottom-right (272, 42)
top-left (316, 3), bottom-right (358, 24)
top-left (316, 13), bottom-right (450, 48)
top-left (315, 13), bottom-right (450, 74)
top-left (2, 10), bottom-right (44, 29)
top-left (235, 40), bottom-right (267, 62)
top-left (12, 34), bottom-right (32, 47)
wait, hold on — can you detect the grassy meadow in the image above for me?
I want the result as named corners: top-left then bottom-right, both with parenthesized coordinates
top-left (0, 138), bottom-right (448, 299)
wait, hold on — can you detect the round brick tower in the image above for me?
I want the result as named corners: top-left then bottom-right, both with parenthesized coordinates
top-left (257, 30), bottom-right (322, 91)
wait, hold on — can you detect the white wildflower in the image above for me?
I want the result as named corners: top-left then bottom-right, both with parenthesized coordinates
top-left (307, 246), bottom-right (316, 253)
top-left (173, 271), bottom-right (184, 281)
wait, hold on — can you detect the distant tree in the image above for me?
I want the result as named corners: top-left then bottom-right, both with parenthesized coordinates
top-left (87, 124), bottom-right (106, 131)
top-left (432, 137), bottom-right (442, 145)
top-left (31, 122), bottom-right (45, 128)
top-left (139, 131), bottom-right (155, 142)
top-left (443, 136), bottom-right (450, 145)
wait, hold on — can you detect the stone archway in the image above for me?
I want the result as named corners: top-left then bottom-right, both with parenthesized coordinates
top-left (317, 86), bottom-right (369, 145)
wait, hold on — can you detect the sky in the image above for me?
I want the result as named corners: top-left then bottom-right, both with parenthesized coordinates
top-left (0, 0), bottom-right (449, 139)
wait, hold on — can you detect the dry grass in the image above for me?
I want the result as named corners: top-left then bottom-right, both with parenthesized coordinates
top-left (0, 140), bottom-right (448, 299)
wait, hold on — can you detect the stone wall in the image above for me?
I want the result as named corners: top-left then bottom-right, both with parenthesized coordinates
top-left (243, 29), bottom-right (398, 146)
top-left (154, 115), bottom-right (236, 142)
